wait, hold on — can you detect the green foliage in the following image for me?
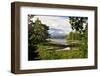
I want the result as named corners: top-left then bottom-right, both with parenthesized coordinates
top-left (36, 43), bottom-right (86, 60)
top-left (28, 15), bottom-right (49, 60)
top-left (66, 31), bottom-right (81, 41)
top-left (28, 15), bottom-right (39, 60)
top-left (28, 15), bottom-right (88, 60)
top-left (79, 29), bottom-right (88, 57)
top-left (69, 17), bottom-right (88, 57)
top-left (66, 31), bottom-right (81, 50)
top-left (29, 18), bottom-right (49, 43)
top-left (69, 17), bottom-right (88, 33)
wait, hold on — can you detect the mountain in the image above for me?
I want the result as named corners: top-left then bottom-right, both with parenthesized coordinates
top-left (48, 28), bottom-right (67, 39)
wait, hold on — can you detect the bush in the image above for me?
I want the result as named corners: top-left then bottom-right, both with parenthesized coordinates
top-left (36, 44), bottom-right (87, 60)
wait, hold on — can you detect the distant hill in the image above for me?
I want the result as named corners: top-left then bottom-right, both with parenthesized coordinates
top-left (49, 34), bottom-right (67, 39)
top-left (48, 28), bottom-right (67, 39)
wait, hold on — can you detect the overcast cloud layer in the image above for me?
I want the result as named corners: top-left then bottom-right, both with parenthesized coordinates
top-left (32, 15), bottom-right (72, 36)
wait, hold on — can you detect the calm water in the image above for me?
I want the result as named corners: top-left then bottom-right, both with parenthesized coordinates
top-left (49, 38), bottom-right (67, 45)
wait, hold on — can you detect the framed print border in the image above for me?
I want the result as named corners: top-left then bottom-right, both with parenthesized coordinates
top-left (11, 2), bottom-right (98, 74)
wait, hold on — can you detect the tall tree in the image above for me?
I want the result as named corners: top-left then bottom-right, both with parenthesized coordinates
top-left (66, 31), bottom-right (81, 41)
top-left (28, 15), bottom-right (39, 60)
top-left (69, 17), bottom-right (88, 57)
top-left (28, 15), bottom-right (49, 60)
top-left (30, 18), bottom-right (49, 43)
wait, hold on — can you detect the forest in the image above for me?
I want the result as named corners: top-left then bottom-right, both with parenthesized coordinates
top-left (28, 15), bottom-right (88, 60)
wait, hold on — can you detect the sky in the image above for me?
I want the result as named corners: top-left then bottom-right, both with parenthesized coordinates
top-left (31, 15), bottom-right (72, 36)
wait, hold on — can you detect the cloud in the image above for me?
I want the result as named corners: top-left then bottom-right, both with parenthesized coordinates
top-left (32, 15), bottom-right (72, 36)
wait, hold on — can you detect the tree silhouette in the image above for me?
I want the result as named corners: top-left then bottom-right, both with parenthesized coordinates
top-left (69, 17), bottom-right (88, 33)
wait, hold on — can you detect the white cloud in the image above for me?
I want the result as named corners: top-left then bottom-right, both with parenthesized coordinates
top-left (32, 15), bottom-right (72, 35)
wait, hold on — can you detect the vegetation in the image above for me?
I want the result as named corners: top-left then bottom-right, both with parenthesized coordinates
top-left (28, 15), bottom-right (88, 60)
top-left (68, 17), bottom-right (88, 57)
top-left (69, 17), bottom-right (88, 33)
top-left (28, 15), bottom-right (49, 60)
top-left (66, 31), bottom-right (81, 40)
top-left (28, 15), bottom-right (38, 60)
top-left (36, 43), bottom-right (85, 60)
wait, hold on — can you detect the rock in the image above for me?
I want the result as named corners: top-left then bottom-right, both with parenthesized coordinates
top-left (62, 47), bottom-right (71, 50)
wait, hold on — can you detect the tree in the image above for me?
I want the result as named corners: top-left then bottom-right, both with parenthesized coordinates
top-left (69, 17), bottom-right (88, 57)
top-left (28, 15), bottom-right (49, 60)
top-left (66, 31), bottom-right (81, 41)
top-left (29, 18), bottom-right (49, 43)
top-left (69, 17), bottom-right (88, 33)
top-left (28, 15), bottom-right (39, 60)
top-left (28, 14), bottom-right (34, 31)
top-left (66, 31), bottom-right (81, 50)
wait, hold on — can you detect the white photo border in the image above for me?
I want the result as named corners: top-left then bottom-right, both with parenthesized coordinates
top-left (20, 6), bottom-right (95, 70)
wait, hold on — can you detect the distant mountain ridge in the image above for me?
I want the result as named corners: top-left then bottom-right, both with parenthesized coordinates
top-left (50, 33), bottom-right (67, 39)
top-left (49, 28), bottom-right (67, 39)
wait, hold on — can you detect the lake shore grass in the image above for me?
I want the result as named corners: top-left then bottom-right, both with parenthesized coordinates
top-left (36, 42), bottom-right (88, 60)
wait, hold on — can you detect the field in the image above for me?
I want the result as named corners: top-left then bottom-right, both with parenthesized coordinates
top-left (36, 42), bottom-right (87, 60)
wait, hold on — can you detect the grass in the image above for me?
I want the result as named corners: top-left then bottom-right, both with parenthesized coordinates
top-left (36, 42), bottom-right (87, 60)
